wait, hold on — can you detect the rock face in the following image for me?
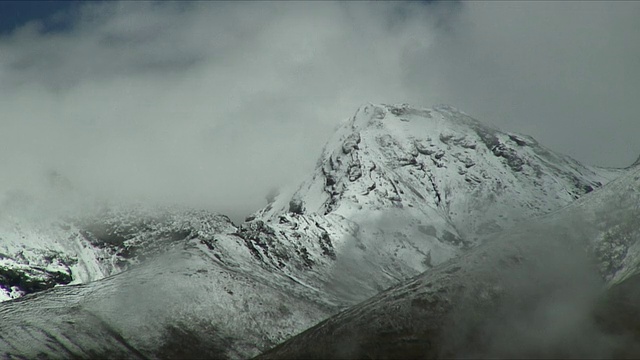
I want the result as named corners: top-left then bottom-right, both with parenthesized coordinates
top-left (249, 103), bottom-right (621, 300)
top-left (0, 103), bottom-right (631, 359)
top-left (258, 104), bottom-right (619, 234)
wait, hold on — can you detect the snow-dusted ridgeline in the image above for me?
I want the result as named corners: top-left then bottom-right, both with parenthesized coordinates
top-left (0, 103), bottom-right (633, 358)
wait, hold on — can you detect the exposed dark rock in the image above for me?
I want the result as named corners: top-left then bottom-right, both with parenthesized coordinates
top-left (297, 246), bottom-right (315, 269)
top-left (440, 230), bottom-right (466, 247)
top-left (593, 223), bottom-right (635, 279)
top-left (492, 143), bottom-right (524, 172)
top-left (324, 174), bottom-right (336, 186)
top-left (389, 105), bottom-right (407, 116)
top-left (399, 157), bottom-right (418, 166)
top-left (288, 199), bottom-right (305, 215)
top-left (319, 232), bottom-right (336, 260)
top-left (0, 267), bottom-right (72, 295)
top-left (476, 127), bottom-right (501, 150)
top-left (464, 158), bottom-right (476, 168)
top-left (426, 172), bottom-right (442, 206)
top-left (508, 134), bottom-right (529, 146)
top-left (348, 160), bottom-right (362, 182)
top-left (342, 133), bottom-right (361, 154)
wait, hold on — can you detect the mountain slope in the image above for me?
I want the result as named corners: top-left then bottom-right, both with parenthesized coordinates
top-left (257, 166), bottom-right (640, 359)
top-left (247, 103), bottom-right (622, 300)
top-left (0, 202), bottom-right (238, 301)
top-left (258, 104), bottom-right (619, 235)
top-left (0, 238), bottom-right (336, 359)
top-left (0, 103), bottom-right (630, 358)
top-left (1, 103), bottom-right (622, 303)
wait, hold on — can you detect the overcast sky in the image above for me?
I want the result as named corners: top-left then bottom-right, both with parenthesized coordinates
top-left (1, 1), bottom-right (639, 220)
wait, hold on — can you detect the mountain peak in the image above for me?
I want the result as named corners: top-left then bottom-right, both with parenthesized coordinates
top-left (348, 103), bottom-right (487, 132)
top-left (258, 103), bottom-right (621, 241)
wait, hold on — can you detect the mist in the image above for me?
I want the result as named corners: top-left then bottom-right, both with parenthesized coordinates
top-left (441, 218), bottom-right (638, 358)
top-left (1, 1), bottom-right (638, 221)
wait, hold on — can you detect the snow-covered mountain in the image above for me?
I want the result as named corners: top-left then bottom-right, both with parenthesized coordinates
top-left (258, 104), bottom-right (619, 237)
top-left (0, 236), bottom-right (339, 359)
top-left (246, 103), bottom-right (622, 300)
top-left (0, 201), bottom-right (238, 301)
top-left (3, 103), bottom-right (620, 303)
top-left (0, 103), bottom-right (631, 358)
top-left (257, 166), bottom-right (640, 359)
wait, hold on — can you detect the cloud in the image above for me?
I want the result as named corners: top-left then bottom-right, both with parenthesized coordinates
top-left (404, 1), bottom-right (640, 167)
top-left (439, 217), bottom-right (632, 358)
top-left (0, 1), bottom-right (437, 220)
top-left (0, 1), bottom-right (638, 221)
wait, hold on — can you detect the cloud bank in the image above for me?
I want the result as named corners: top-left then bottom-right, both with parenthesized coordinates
top-left (1, 1), bottom-right (638, 220)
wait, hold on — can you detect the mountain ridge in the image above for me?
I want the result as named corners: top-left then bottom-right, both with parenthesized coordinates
top-left (0, 103), bottom-right (634, 359)
top-left (0, 103), bottom-right (625, 303)
top-left (257, 165), bottom-right (640, 359)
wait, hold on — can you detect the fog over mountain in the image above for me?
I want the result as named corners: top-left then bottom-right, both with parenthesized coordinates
top-left (0, 103), bottom-right (638, 358)
top-left (1, 1), bottom-right (640, 359)
top-left (1, 1), bottom-right (639, 221)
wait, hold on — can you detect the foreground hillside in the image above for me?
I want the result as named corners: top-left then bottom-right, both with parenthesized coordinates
top-left (257, 167), bottom-right (640, 359)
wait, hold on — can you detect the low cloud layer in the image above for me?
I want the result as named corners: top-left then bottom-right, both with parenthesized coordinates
top-left (1, 1), bottom-right (638, 220)
top-left (411, 2), bottom-right (640, 168)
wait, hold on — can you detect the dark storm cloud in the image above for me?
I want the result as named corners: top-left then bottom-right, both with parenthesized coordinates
top-left (0, 1), bottom-right (638, 220)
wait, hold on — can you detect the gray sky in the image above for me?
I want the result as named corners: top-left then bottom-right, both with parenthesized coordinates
top-left (1, 1), bottom-right (639, 220)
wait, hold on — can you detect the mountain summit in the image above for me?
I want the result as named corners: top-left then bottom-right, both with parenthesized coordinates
top-left (260, 103), bottom-right (619, 237)
top-left (247, 103), bottom-right (621, 300)
top-left (1, 103), bottom-right (622, 302)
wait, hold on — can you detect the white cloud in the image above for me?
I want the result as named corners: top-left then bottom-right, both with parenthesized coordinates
top-left (404, 1), bottom-right (640, 167)
top-left (0, 1), bottom-right (438, 220)
top-left (0, 1), bottom-right (638, 220)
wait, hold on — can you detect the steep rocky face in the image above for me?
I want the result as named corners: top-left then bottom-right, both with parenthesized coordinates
top-left (259, 104), bottom-right (619, 237)
top-left (247, 103), bottom-right (622, 300)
